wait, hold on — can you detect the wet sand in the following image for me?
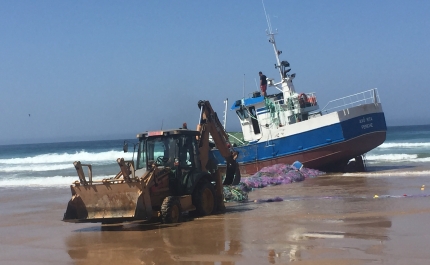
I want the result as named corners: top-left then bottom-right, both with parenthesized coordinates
top-left (1, 173), bottom-right (430, 264)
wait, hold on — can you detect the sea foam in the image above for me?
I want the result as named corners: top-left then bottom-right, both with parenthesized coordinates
top-left (342, 171), bottom-right (430, 177)
top-left (0, 163), bottom-right (73, 173)
top-left (0, 150), bottom-right (133, 165)
top-left (378, 142), bottom-right (430, 149)
top-left (0, 175), bottom-right (115, 187)
top-left (366, 153), bottom-right (430, 163)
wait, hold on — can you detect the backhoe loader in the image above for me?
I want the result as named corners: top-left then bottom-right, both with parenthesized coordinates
top-left (63, 100), bottom-right (241, 224)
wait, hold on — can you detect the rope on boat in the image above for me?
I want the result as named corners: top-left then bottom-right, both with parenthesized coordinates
top-left (263, 97), bottom-right (288, 128)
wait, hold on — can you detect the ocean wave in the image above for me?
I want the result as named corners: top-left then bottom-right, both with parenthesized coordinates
top-left (366, 154), bottom-right (416, 161)
top-left (378, 142), bottom-right (430, 149)
top-left (366, 153), bottom-right (430, 163)
top-left (0, 163), bottom-right (73, 173)
top-left (342, 171), bottom-right (430, 177)
top-left (0, 150), bottom-right (134, 165)
top-left (0, 175), bottom-right (116, 187)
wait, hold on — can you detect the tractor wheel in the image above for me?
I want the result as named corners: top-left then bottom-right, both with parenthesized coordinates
top-left (161, 196), bottom-right (182, 224)
top-left (193, 180), bottom-right (216, 216)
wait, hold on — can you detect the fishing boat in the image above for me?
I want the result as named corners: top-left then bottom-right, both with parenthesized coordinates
top-left (210, 18), bottom-right (387, 175)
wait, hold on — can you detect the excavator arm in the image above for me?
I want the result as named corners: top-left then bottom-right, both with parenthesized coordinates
top-left (196, 100), bottom-right (241, 185)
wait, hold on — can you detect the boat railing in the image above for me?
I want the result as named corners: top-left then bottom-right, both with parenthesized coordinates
top-left (321, 88), bottom-right (380, 114)
top-left (274, 92), bottom-right (318, 111)
top-left (273, 96), bottom-right (294, 111)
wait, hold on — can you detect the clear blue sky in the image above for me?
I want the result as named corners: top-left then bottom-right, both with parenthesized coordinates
top-left (1, 0), bottom-right (429, 144)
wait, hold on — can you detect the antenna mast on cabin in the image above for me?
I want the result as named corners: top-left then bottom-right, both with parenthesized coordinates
top-left (262, 0), bottom-right (283, 81)
top-left (262, 0), bottom-right (296, 94)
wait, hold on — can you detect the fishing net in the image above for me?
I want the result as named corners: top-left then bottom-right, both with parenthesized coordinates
top-left (223, 163), bottom-right (324, 202)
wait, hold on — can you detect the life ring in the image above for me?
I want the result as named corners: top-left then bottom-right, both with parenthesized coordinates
top-left (298, 93), bottom-right (308, 108)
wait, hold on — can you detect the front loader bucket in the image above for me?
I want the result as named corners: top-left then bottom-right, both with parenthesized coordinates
top-left (63, 182), bottom-right (150, 223)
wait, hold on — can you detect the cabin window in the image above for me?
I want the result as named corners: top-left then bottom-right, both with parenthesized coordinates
top-left (143, 136), bottom-right (177, 169)
top-left (145, 138), bottom-right (164, 168)
top-left (249, 106), bottom-right (261, 134)
top-left (235, 107), bottom-right (249, 120)
top-left (136, 140), bottom-right (147, 170)
top-left (178, 135), bottom-right (195, 168)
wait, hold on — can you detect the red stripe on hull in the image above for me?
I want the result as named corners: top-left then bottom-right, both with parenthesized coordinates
top-left (220, 131), bottom-right (386, 175)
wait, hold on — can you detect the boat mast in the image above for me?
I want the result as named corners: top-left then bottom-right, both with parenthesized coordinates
top-left (262, 0), bottom-right (296, 94)
top-left (223, 98), bottom-right (228, 129)
top-left (263, 3), bottom-right (282, 81)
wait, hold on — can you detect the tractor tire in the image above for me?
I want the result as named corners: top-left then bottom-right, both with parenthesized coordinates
top-left (161, 196), bottom-right (182, 224)
top-left (192, 180), bottom-right (216, 216)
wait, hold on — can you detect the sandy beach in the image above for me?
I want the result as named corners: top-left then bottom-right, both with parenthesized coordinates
top-left (1, 172), bottom-right (430, 265)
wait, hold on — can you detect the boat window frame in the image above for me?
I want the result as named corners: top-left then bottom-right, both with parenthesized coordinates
top-left (236, 107), bottom-right (249, 120)
top-left (248, 106), bottom-right (261, 134)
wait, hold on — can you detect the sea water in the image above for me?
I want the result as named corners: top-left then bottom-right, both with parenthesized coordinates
top-left (364, 125), bottom-right (430, 173)
top-left (0, 139), bottom-right (135, 188)
top-left (0, 125), bottom-right (429, 188)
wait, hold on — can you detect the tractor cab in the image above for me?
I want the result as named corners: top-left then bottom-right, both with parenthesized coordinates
top-left (135, 129), bottom-right (206, 196)
top-left (136, 129), bottom-right (201, 172)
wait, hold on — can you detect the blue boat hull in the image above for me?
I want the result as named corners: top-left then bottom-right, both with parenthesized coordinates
top-left (211, 112), bottom-right (387, 174)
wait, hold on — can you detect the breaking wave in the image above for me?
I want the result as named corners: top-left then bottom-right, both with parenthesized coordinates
top-left (0, 164), bottom-right (73, 173)
top-left (342, 171), bottom-right (430, 177)
top-left (0, 175), bottom-right (115, 188)
top-left (0, 150), bottom-right (135, 174)
top-left (0, 150), bottom-right (133, 165)
top-left (366, 153), bottom-right (430, 163)
top-left (378, 142), bottom-right (430, 149)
